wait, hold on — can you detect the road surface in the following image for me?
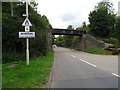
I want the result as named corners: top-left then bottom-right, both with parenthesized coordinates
top-left (49, 47), bottom-right (119, 88)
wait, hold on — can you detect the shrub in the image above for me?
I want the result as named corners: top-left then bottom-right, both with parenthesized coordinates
top-left (2, 52), bottom-right (25, 63)
top-left (104, 45), bottom-right (115, 51)
top-left (103, 38), bottom-right (118, 47)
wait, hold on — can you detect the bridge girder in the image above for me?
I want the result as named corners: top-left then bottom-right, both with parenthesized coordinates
top-left (50, 29), bottom-right (86, 36)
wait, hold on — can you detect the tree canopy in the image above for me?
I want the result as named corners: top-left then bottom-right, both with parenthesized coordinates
top-left (89, 0), bottom-right (116, 37)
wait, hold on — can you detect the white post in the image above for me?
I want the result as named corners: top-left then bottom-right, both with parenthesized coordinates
top-left (26, 38), bottom-right (29, 66)
top-left (26, 1), bottom-right (29, 66)
top-left (26, 1), bottom-right (28, 19)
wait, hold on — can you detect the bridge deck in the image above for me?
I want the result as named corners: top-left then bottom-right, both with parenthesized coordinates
top-left (50, 29), bottom-right (86, 36)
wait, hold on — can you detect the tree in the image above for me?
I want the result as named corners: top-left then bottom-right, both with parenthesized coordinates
top-left (10, 2), bottom-right (13, 16)
top-left (95, 0), bottom-right (114, 13)
top-left (76, 23), bottom-right (90, 32)
top-left (63, 25), bottom-right (74, 47)
top-left (55, 36), bottom-right (64, 46)
top-left (52, 35), bottom-right (56, 45)
top-left (88, 0), bottom-right (116, 37)
top-left (82, 21), bottom-right (86, 28)
top-left (116, 18), bottom-right (120, 47)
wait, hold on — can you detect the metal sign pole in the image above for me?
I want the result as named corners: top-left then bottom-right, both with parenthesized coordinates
top-left (26, 1), bottom-right (29, 66)
top-left (21, 0), bottom-right (34, 66)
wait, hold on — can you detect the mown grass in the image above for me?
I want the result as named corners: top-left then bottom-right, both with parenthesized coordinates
top-left (83, 47), bottom-right (111, 55)
top-left (2, 51), bottom-right (54, 88)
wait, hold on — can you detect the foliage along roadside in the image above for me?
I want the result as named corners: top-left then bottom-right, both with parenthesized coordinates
top-left (2, 2), bottom-right (52, 63)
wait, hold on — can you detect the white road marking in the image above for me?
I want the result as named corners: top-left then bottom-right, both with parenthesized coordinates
top-left (112, 73), bottom-right (120, 77)
top-left (71, 55), bottom-right (76, 58)
top-left (66, 53), bottom-right (71, 56)
top-left (80, 59), bottom-right (96, 67)
top-left (66, 53), bottom-right (96, 67)
top-left (66, 53), bottom-right (76, 58)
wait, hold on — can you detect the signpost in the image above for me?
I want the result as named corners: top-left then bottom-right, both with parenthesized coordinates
top-left (20, 1), bottom-right (35, 66)
top-left (25, 1), bottom-right (30, 66)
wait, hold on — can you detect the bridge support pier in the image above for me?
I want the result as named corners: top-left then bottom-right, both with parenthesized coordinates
top-left (81, 35), bottom-right (85, 51)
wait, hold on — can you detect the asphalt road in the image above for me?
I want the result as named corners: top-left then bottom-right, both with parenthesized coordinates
top-left (49, 47), bottom-right (119, 88)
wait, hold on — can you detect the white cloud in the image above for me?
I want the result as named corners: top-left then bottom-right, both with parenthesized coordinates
top-left (35, 0), bottom-right (119, 29)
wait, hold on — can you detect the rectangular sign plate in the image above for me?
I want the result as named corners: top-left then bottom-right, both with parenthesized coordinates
top-left (19, 32), bottom-right (35, 38)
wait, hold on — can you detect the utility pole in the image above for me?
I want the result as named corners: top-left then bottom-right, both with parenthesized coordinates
top-left (26, 1), bottom-right (29, 66)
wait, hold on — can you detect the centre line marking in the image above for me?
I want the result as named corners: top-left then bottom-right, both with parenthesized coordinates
top-left (66, 53), bottom-right (70, 55)
top-left (66, 53), bottom-right (71, 56)
top-left (71, 55), bottom-right (76, 58)
top-left (80, 59), bottom-right (96, 67)
top-left (66, 53), bottom-right (76, 58)
top-left (112, 73), bottom-right (120, 77)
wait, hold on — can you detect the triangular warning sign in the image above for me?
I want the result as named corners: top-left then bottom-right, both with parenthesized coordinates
top-left (22, 18), bottom-right (32, 26)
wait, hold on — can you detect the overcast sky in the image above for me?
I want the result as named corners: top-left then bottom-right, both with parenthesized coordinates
top-left (35, 0), bottom-right (119, 29)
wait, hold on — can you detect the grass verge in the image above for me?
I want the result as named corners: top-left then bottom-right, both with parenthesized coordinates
top-left (83, 47), bottom-right (111, 55)
top-left (2, 51), bottom-right (54, 88)
top-left (0, 64), bottom-right (1, 70)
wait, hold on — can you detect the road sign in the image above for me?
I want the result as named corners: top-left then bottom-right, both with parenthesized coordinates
top-left (22, 18), bottom-right (32, 26)
top-left (19, 32), bottom-right (35, 38)
top-left (25, 26), bottom-right (30, 32)
top-left (23, 14), bottom-right (27, 17)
